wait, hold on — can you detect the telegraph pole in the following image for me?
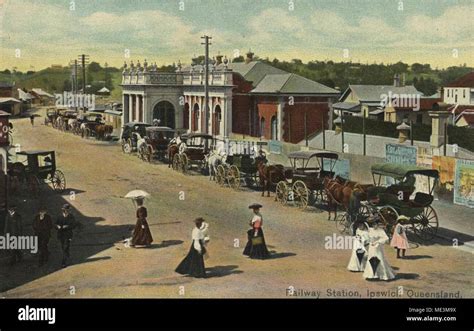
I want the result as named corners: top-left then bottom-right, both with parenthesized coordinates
top-left (201, 36), bottom-right (212, 134)
top-left (77, 54), bottom-right (90, 94)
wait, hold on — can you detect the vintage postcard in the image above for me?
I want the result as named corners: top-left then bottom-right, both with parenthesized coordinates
top-left (0, 0), bottom-right (472, 328)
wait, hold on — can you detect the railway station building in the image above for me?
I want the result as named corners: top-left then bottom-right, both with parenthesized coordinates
top-left (121, 52), bottom-right (340, 143)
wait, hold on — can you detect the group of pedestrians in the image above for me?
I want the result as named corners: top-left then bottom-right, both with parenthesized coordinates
top-left (3, 204), bottom-right (80, 268)
top-left (347, 217), bottom-right (410, 281)
top-left (128, 198), bottom-right (271, 279)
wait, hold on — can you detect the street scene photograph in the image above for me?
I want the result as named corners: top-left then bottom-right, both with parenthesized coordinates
top-left (0, 0), bottom-right (473, 327)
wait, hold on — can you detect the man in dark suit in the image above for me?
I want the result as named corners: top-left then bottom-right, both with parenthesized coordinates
top-left (33, 206), bottom-right (53, 266)
top-left (4, 205), bottom-right (23, 266)
top-left (56, 204), bottom-right (77, 267)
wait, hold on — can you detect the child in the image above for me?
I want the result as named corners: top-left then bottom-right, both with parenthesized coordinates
top-left (390, 217), bottom-right (409, 258)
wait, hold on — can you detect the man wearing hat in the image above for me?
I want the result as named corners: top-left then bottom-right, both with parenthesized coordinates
top-left (55, 204), bottom-right (77, 267)
top-left (33, 206), bottom-right (53, 266)
top-left (4, 205), bottom-right (23, 266)
top-left (243, 203), bottom-right (270, 259)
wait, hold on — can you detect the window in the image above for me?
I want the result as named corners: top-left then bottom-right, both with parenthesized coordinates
top-left (260, 117), bottom-right (265, 137)
top-left (271, 116), bottom-right (278, 140)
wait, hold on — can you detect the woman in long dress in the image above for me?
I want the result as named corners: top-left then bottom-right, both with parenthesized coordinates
top-left (175, 217), bottom-right (207, 278)
top-left (363, 220), bottom-right (395, 281)
top-left (243, 203), bottom-right (270, 259)
top-left (390, 218), bottom-right (409, 258)
top-left (131, 198), bottom-right (153, 247)
top-left (347, 222), bottom-right (369, 272)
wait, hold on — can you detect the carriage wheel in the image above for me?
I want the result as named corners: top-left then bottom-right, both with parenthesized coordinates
top-left (377, 206), bottom-right (399, 238)
top-left (412, 206), bottom-right (439, 241)
top-left (275, 181), bottom-right (289, 205)
top-left (216, 165), bottom-right (226, 186)
top-left (122, 140), bottom-right (131, 154)
top-left (336, 213), bottom-right (351, 234)
top-left (227, 165), bottom-right (241, 190)
top-left (27, 174), bottom-right (41, 198)
top-left (50, 170), bottom-right (66, 192)
top-left (180, 154), bottom-right (188, 174)
top-left (293, 180), bottom-right (309, 210)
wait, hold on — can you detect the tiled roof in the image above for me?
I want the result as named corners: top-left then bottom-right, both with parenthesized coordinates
top-left (251, 73), bottom-right (339, 95)
top-left (446, 72), bottom-right (474, 88)
top-left (348, 84), bottom-right (422, 102)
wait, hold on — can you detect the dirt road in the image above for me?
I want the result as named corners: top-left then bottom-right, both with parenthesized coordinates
top-left (1, 110), bottom-right (472, 298)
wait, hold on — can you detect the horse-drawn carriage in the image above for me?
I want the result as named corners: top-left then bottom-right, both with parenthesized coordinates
top-left (337, 163), bottom-right (440, 241)
top-left (120, 122), bottom-right (152, 153)
top-left (44, 108), bottom-right (59, 126)
top-left (173, 133), bottom-right (213, 174)
top-left (215, 152), bottom-right (260, 189)
top-left (138, 126), bottom-right (175, 162)
top-left (55, 109), bottom-right (77, 131)
top-left (275, 151), bottom-right (338, 209)
top-left (80, 112), bottom-right (113, 140)
top-left (8, 150), bottom-right (66, 197)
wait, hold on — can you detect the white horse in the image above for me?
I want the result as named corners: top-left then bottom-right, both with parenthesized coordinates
top-left (68, 118), bottom-right (77, 131)
top-left (205, 149), bottom-right (227, 181)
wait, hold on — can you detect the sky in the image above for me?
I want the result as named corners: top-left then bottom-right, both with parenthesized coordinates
top-left (0, 0), bottom-right (473, 71)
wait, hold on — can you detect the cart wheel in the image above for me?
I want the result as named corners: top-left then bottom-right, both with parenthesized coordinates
top-left (336, 213), bottom-right (351, 234)
top-left (51, 170), bottom-right (66, 192)
top-left (293, 180), bottom-right (309, 209)
top-left (27, 174), bottom-right (40, 198)
top-left (227, 165), bottom-right (241, 189)
top-left (216, 165), bottom-right (226, 186)
top-left (377, 206), bottom-right (399, 237)
top-left (275, 181), bottom-right (289, 205)
top-left (122, 140), bottom-right (131, 154)
top-left (180, 154), bottom-right (188, 173)
top-left (412, 205), bottom-right (438, 241)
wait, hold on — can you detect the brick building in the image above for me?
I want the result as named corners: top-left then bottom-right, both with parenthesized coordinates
top-left (121, 52), bottom-right (339, 143)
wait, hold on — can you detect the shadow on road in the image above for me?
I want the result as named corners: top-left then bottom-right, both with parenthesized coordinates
top-left (401, 255), bottom-right (433, 260)
top-left (205, 265), bottom-right (243, 278)
top-left (268, 251), bottom-right (297, 259)
top-left (395, 273), bottom-right (420, 280)
top-left (149, 240), bottom-right (184, 249)
top-left (0, 185), bottom-right (132, 294)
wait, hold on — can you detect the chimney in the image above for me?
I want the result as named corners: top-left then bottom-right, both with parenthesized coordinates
top-left (245, 50), bottom-right (254, 64)
top-left (216, 54), bottom-right (223, 65)
top-left (393, 74), bottom-right (400, 87)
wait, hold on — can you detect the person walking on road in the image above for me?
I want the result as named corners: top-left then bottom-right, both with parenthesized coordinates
top-left (33, 206), bottom-right (53, 266)
top-left (56, 204), bottom-right (77, 268)
top-left (130, 197), bottom-right (153, 247)
top-left (4, 205), bottom-right (23, 266)
top-left (243, 203), bottom-right (270, 259)
top-left (175, 217), bottom-right (208, 278)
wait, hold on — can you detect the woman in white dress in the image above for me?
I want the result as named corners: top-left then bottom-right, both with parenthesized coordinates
top-left (347, 222), bottom-right (369, 272)
top-left (363, 220), bottom-right (396, 281)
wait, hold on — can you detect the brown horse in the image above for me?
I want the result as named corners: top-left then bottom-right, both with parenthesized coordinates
top-left (95, 124), bottom-right (113, 140)
top-left (324, 177), bottom-right (354, 221)
top-left (256, 157), bottom-right (285, 197)
top-left (167, 143), bottom-right (179, 168)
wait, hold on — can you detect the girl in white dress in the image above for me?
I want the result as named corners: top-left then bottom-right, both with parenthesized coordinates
top-left (347, 222), bottom-right (369, 272)
top-left (363, 220), bottom-right (396, 281)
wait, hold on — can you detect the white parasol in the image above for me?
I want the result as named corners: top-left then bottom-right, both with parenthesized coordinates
top-left (124, 190), bottom-right (150, 200)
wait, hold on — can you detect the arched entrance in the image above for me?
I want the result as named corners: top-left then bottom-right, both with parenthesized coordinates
top-left (213, 105), bottom-right (222, 136)
top-left (183, 103), bottom-right (190, 130)
top-left (153, 101), bottom-right (175, 128)
top-left (271, 116), bottom-right (278, 140)
top-left (260, 117), bottom-right (265, 138)
top-left (192, 103), bottom-right (199, 132)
